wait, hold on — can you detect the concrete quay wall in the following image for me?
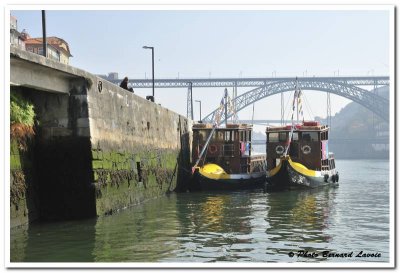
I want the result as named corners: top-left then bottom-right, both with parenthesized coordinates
top-left (10, 46), bottom-right (192, 224)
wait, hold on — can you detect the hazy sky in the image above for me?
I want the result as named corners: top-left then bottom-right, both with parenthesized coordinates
top-left (10, 8), bottom-right (390, 132)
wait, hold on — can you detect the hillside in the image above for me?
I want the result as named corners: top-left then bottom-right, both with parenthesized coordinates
top-left (318, 86), bottom-right (389, 159)
top-left (251, 86), bottom-right (390, 159)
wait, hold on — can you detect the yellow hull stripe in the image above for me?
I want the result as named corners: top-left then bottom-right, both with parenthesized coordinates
top-left (269, 162), bottom-right (282, 176)
top-left (288, 157), bottom-right (317, 177)
top-left (198, 163), bottom-right (231, 180)
top-left (268, 157), bottom-right (318, 178)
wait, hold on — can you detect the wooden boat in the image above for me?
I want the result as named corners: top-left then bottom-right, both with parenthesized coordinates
top-left (265, 78), bottom-right (339, 191)
top-left (191, 123), bottom-right (267, 191)
top-left (265, 120), bottom-right (339, 191)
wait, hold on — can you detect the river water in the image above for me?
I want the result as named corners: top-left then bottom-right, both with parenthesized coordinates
top-left (10, 159), bottom-right (391, 264)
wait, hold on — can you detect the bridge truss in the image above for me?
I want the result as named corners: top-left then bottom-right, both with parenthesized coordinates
top-left (202, 79), bottom-right (389, 123)
top-left (108, 76), bottom-right (390, 123)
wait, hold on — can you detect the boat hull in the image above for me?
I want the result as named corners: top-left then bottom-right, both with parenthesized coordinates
top-left (193, 171), bottom-right (266, 191)
top-left (266, 158), bottom-right (339, 191)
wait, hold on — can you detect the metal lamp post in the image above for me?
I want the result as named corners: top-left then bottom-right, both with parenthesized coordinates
top-left (41, 10), bottom-right (47, 57)
top-left (142, 46), bottom-right (155, 102)
top-left (195, 100), bottom-right (202, 122)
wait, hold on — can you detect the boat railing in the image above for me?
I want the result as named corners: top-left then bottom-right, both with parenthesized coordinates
top-left (250, 156), bottom-right (267, 172)
top-left (322, 157), bottom-right (336, 171)
top-left (250, 154), bottom-right (267, 162)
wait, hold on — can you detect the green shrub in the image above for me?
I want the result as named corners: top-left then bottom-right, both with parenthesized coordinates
top-left (10, 92), bottom-right (35, 126)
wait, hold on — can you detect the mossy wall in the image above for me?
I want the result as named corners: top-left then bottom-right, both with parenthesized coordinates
top-left (87, 79), bottom-right (192, 216)
top-left (10, 134), bottom-right (38, 228)
top-left (92, 148), bottom-right (179, 215)
top-left (10, 48), bottom-right (192, 224)
top-left (10, 89), bottom-right (39, 228)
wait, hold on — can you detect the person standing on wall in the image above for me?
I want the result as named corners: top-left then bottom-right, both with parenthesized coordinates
top-left (120, 77), bottom-right (134, 92)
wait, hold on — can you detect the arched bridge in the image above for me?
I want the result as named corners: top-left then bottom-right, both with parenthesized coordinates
top-left (202, 78), bottom-right (390, 123)
top-left (108, 76), bottom-right (390, 123)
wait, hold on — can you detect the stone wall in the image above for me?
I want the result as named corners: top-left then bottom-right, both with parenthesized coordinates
top-left (87, 79), bottom-right (191, 215)
top-left (10, 139), bottom-right (39, 228)
top-left (10, 47), bottom-right (192, 224)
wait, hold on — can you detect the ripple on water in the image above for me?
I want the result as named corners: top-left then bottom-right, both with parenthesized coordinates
top-left (10, 160), bottom-right (391, 263)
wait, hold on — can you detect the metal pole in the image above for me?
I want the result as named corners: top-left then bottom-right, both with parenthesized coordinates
top-left (224, 88), bottom-right (228, 126)
top-left (296, 78), bottom-right (299, 123)
top-left (281, 92), bottom-right (284, 125)
top-left (41, 10), bottom-right (47, 57)
top-left (187, 82), bottom-right (193, 120)
top-left (199, 101), bottom-right (202, 121)
top-left (190, 84), bottom-right (193, 120)
top-left (195, 100), bottom-right (202, 121)
top-left (251, 103), bottom-right (255, 126)
top-left (151, 47), bottom-right (155, 98)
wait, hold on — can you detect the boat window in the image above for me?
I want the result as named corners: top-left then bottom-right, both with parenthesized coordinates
top-left (321, 131), bottom-right (329, 141)
top-left (248, 131), bottom-right (251, 141)
top-left (198, 131), bottom-right (207, 142)
top-left (225, 131), bottom-right (234, 141)
top-left (217, 131), bottom-right (224, 141)
top-left (292, 132), bottom-right (299, 141)
top-left (240, 131), bottom-right (244, 141)
top-left (302, 131), bottom-right (318, 141)
top-left (268, 132), bottom-right (279, 143)
top-left (279, 132), bottom-right (287, 142)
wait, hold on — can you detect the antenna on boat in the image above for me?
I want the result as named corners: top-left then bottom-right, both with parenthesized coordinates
top-left (283, 77), bottom-right (301, 157)
top-left (281, 92), bottom-right (284, 126)
top-left (224, 88), bottom-right (228, 127)
top-left (251, 102), bottom-right (255, 126)
top-left (327, 91), bottom-right (331, 128)
top-left (192, 90), bottom-right (230, 173)
top-left (296, 77), bottom-right (299, 124)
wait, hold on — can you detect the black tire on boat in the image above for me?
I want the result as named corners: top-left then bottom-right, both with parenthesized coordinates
top-left (324, 174), bottom-right (329, 183)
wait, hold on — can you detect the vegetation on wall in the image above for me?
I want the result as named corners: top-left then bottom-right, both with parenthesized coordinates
top-left (10, 91), bottom-right (35, 150)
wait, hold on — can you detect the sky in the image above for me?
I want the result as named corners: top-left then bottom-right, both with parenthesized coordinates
top-left (10, 8), bottom-right (390, 132)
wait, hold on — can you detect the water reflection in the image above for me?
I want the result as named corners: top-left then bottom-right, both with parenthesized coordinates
top-left (10, 189), bottom-right (338, 263)
top-left (92, 194), bottom-right (181, 262)
top-left (265, 188), bottom-right (337, 262)
top-left (10, 160), bottom-right (390, 264)
top-left (11, 218), bottom-right (96, 262)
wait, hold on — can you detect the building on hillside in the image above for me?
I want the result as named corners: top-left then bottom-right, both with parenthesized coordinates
top-left (10, 15), bottom-right (27, 49)
top-left (25, 36), bottom-right (73, 64)
top-left (97, 72), bottom-right (119, 81)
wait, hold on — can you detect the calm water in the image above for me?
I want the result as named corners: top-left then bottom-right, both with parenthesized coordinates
top-left (10, 160), bottom-right (390, 263)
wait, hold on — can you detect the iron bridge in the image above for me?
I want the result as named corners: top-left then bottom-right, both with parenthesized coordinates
top-left (109, 76), bottom-right (390, 123)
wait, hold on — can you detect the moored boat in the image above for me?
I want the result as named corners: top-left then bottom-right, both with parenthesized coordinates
top-left (191, 123), bottom-right (267, 191)
top-left (265, 81), bottom-right (339, 191)
top-left (265, 122), bottom-right (339, 191)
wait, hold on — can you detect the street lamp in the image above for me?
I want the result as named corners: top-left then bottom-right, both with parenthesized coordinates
top-left (195, 100), bottom-right (202, 122)
top-left (142, 46), bottom-right (155, 102)
top-left (41, 10), bottom-right (47, 57)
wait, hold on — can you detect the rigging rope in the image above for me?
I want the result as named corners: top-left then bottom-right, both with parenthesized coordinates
top-left (192, 89), bottom-right (230, 173)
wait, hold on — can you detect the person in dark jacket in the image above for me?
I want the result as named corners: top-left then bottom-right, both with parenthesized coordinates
top-left (120, 77), bottom-right (134, 92)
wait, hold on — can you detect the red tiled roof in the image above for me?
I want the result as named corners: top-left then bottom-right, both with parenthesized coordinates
top-left (25, 36), bottom-right (72, 57)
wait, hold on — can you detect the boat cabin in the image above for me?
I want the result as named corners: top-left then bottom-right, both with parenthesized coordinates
top-left (266, 121), bottom-right (335, 172)
top-left (192, 123), bottom-right (265, 174)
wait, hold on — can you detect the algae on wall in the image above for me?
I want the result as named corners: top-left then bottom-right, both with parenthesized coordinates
top-left (10, 90), bottom-right (39, 228)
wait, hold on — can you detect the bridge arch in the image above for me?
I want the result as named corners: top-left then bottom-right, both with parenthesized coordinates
top-left (202, 79), bottom-right (389, 124)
